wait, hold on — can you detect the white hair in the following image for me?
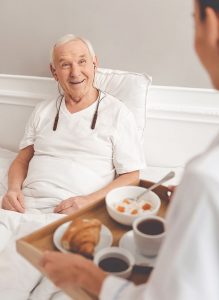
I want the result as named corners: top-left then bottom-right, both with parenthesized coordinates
top-left (50, 34), bottom-right (96, 66)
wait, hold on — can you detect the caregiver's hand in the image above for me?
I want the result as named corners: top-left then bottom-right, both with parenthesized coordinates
top-left (2, 189), bottom-right (25, 213)
top-left (41, 251), bottom-right (106, 296)
top-left (54, 195), bottom-right (91, 214)
top-left (167, 185), bottom-right (177, 201)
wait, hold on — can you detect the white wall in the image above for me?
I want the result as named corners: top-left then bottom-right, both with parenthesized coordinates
top-left (0, 0), bottom-right (212, 88)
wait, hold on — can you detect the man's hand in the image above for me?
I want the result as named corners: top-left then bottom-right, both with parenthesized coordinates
top-left (54, 195), bottom-right (91, 214)
top-left (2, 189), bottom-right (25, 213)
top-left (41, 251), bottom-right (106, 296)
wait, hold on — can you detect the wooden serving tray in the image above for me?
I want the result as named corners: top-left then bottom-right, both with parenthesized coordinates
top-left (16, 180), bottom-right (169, 300)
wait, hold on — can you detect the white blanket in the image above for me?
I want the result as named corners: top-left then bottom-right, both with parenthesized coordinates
top-left (0, 210), bottom-right (72, 300)
top-left (23, 155), bottom-right (109, 213)
top-left (0, 156), bottom-right (107, 300)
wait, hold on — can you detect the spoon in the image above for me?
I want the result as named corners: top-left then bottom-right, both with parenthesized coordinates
top-left (134, 171), bottom-right (175, 203)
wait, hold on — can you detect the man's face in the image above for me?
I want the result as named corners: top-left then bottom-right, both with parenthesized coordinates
top-left (52, 39), bottom-right (96, 102)
top-left (194, 0), bottom-right (219, 88)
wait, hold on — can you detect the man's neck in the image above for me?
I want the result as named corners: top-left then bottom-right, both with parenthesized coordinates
top-left (65, 88), bottom-right (99, 113)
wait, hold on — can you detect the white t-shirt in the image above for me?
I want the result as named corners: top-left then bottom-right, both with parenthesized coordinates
top-left (100, 133), bottom-right (219, 300)
top-left (19, 91), bottom-right (145, 211)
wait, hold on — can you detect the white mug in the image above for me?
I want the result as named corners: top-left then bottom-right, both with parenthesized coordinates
top-left (133, 215), bottom-right (165, 257)
top-left (94, 247), bottom-right (135, 279)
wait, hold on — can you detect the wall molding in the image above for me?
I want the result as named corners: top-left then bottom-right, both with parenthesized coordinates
top-left (0, 89), bottom-right (55, 107)
top-left (0, 75), bottom-right (218, 163)
top-left (147, 85), bottom-right (219, 124)
top-left (147, 104), bottom-right (219, 124)
top-left (1, 86), bottom-right (219, 124)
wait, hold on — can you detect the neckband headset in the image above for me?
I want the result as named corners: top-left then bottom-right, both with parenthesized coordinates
top-left (53, 91), bottom-right (104, 131)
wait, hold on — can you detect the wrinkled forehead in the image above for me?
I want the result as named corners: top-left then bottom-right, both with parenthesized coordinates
top-left (53, 39), bottom-right (92, 61)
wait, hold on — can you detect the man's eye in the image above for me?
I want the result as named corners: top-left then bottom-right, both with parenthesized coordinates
top-left (79, 59), bottom-right (86, 65)
top-left (61, 63), bottom-right (70, 68)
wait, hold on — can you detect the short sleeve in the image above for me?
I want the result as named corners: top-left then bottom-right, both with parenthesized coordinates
top-left (19, 103), bottom-right (42, 150)
top-left (113, 106), bottom-right (146, 174)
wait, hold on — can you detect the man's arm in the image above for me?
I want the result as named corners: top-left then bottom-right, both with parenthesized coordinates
top-left (88, 170), bottom-right (140, 203)
top-left (2, 145), bottom-right (34, 212)
top-left (54, 170), bottom-right (139, 214)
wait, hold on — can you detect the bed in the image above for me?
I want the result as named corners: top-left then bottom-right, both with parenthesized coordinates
top-left (0, 70), bottom-right (219, 299)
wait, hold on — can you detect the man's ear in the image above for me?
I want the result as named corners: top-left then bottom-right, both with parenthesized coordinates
top-left (50, 64), bottom-right (58, 81)
top-left (93, 56), bottom-right (98, 69)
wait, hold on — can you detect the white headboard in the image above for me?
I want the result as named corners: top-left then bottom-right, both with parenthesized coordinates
top-left (1, 74), bottom-right (219, 172)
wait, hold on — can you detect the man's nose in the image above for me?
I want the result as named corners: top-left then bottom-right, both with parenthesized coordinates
top-left (70, 64), bottom-right (80, 77)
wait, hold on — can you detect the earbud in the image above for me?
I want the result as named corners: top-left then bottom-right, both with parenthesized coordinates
top-left (93, 63), bottom-right (96, 69)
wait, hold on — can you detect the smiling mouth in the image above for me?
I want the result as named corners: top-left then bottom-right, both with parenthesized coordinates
top-left (69, 79), bottom-right (85, 85)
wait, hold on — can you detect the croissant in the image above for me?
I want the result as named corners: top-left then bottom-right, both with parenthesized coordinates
top-left (61, 218), bottom-right (102, 257)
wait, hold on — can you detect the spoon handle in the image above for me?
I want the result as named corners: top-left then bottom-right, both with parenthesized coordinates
top-left (136, 171), bottom-right (175, 201)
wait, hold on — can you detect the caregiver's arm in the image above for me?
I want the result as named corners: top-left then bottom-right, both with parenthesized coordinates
top-left (54, 170), bottom-right (139, 214)
top-left (2, 145), bottom-right (34, 212)
top-left (41, 251), bottom-right (106, 296)
top-left (41, 251), bottom-right (143, 300)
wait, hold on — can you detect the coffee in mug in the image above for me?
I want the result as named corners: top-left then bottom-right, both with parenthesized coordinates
top-left (98, 257), bottom-right (129, 273)
top-left (137, 218), bottom-right (165, 235)
top-left (93, 247), bottom-right (135, 279)
top-left (133, 216), bottom-right (165, 257)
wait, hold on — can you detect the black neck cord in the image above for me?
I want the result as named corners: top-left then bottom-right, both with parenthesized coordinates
top-left (91, 92), bottom-right (101, 130)
top-left (53, 90), bottom-right (104, 131)
top-left (53, 95), bottom-right (64, 131)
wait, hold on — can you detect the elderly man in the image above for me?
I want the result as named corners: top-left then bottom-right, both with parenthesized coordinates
top-left (2, 34), bottom-right (144, 214)
top-left (41, 1), bottom-right (219, 299)
top-left (0, 35), bottom-right (146, 300)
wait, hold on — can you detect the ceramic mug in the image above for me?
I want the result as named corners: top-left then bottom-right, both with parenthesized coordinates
top-left (94, 246), bottom-right (135, 279)
top-left (133, 215), bottom-right (165, 257)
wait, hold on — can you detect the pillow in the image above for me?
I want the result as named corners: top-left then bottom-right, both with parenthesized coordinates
top-left (0, 148), bottom-right (17, 196)
top-left (95, 68), bottom-right (151, 140)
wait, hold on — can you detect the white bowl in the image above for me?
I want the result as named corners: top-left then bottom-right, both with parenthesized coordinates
top-left (105, 186), bottom-right (161, 226)
top-left (94, 246), bottom-right (135, 279)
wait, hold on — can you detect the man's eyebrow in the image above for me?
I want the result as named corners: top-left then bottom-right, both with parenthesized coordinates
top-left (58, 54), bottom-right (87, 62)
top-left (58, 58), bottom-right (69, 63)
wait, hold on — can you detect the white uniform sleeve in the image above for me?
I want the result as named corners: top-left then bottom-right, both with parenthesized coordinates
top-left (113, 106), bottom-right (146, 174)
top-left (100, 276), bottom-right (148, 300)
top-left (142, 169), bottom-right (219, 300)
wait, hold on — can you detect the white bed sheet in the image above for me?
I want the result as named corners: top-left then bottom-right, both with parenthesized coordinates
top-left (0, 146), bottom-right (184, 300)
top-left (0, 210), bottom-right (71, 300)
top-left (0, 147), bottom-right (16, 195)
top-left (0, 150), bottom-right (74, 299)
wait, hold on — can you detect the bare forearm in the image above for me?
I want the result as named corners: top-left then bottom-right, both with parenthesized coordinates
top-left (55, 171), bottom-right (140, 213)
top-left (7, 146), bottom-right (34, 191)
top-left (88, 170), bottom-right (140, 204)
top-left (7, 160), bottom-right (29, 191)
top-left (41, 252), bottom-right (107, 297)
